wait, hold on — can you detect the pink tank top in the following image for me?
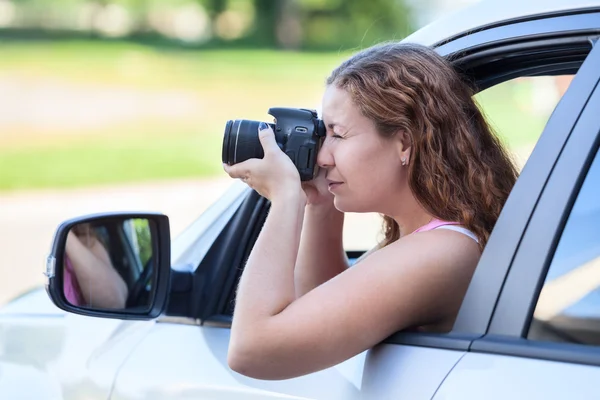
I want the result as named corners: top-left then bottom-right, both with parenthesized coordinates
top-left (412, 218), bottom-right (460, 234)
top-left (412, 218), bottom-right (479, 243)
top-left (63, 256), bottom-right (85, 306)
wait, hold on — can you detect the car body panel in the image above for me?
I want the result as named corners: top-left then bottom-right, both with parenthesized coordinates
top-left (360, 344), bottom-right (464, 400)
top-left (433, 352), bottom-right (600, 400)
top-left (406, 0), bottom-right (600, 47)
top-left (0, 289), bottom-right (155, 400)
top-left (110, 322), bottom-right (464, 400)
top-left (111, 323), bottom-right (365, 400)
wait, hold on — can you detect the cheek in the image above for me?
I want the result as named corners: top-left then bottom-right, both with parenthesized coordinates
top-left (349, 142), bottom-right (399, 184)
top-left (338, 142), bottom-right (401, 206)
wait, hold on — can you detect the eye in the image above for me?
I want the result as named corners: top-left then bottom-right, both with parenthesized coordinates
top-left (331, 134), bottom-right (344, 139)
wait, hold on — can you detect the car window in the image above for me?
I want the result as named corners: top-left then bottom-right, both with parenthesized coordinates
top-left (476, 75), bottom-right (574, 169)
top-left (122, 218), bottom-right (153, 273)
top-left (342, 74), bottom-right (575, 253)
top-left (528, 147), bottom-right (600, 344)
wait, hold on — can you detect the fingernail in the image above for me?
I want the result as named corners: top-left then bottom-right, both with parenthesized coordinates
top-left (259, 122), bottom-right (269, 131)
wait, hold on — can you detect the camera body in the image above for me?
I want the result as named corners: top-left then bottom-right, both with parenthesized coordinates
top-left (222, 107), bottom-right (326, 181)
top-left (269, 107), bottom-right (326, 181)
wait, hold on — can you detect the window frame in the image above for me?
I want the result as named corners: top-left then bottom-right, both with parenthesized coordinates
top-left (470, 38), bottom-right (600, 366)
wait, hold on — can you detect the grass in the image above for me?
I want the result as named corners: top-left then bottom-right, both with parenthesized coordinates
top-left (0, 40), bottom-right (345, 90)
top-left (0, 40), bottom-right (556, 192)
top-left (0, 131), bottom-right (224, 191)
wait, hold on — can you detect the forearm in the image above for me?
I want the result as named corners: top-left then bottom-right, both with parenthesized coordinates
top-left (294, 204), bottom-right (348, 297)
top-left (232, 192), bottom-right (306, 331)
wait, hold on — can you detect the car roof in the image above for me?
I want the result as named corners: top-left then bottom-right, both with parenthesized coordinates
top-left (404, 0), bottom-right (600, 47)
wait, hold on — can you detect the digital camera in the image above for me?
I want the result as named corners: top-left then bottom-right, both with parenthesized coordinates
top-left (222, 107), bottom-right (326, 181)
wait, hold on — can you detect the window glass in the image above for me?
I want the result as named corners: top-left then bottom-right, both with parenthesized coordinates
top-left (529, 148), bottom-right (600, 344)
top-left (342, 74), bottom-right (574, 252)
top-left (476, 75), bottom-right (574, 169)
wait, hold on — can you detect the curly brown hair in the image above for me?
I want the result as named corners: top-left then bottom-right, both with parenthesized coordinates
top-left (326, 42), bottom-right (518, 250)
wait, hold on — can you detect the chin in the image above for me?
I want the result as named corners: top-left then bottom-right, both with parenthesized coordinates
top-left (333, 197), bottom-right (371, 213)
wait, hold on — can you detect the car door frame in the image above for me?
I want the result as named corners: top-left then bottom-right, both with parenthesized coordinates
top-left (469, 37), bottom-right (600, 366)
top-left (383, 12), bottom-right (600, 349)
top-left (166, 9), bottom-right (600, 353)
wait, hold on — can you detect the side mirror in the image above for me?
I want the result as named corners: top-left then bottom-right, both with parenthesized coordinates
top-left (45, 212), bottom-right (171, 320)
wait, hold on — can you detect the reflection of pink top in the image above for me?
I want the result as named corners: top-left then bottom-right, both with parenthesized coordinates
top-left (63, 256), bottom-right (84, 306)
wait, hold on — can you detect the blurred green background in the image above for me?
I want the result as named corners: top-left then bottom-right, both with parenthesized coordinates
top-left (0, 0), bottom-right (560, 191)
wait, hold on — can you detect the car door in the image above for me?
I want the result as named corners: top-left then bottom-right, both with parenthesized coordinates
top-left (109, 9), bottom-right (600, 400)
top-left (434, 38), bottom-right (600, 399)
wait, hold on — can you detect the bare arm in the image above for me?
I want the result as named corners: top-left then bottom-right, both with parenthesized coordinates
top-left (228, 188), bottom-right (481, 380)
top-left (66, 231), bottom-right (129, 309)
top-left (294, 203), bottom-right (349, 298)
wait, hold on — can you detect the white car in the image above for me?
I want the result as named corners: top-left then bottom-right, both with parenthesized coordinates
top-left (3, 0), bottom-right (600, 398)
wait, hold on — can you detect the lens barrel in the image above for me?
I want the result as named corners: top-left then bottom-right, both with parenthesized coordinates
top-left (222, 119), bottom-right (269, 165)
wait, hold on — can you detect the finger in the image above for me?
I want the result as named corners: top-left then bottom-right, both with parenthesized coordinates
top-left (257, 122), bottom-right (280, 155)
top-left (223, 159), bottom-right (259, 180)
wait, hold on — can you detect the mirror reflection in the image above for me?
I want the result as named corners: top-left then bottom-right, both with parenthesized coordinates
top-left (63, 218), bottom-right (155, 311)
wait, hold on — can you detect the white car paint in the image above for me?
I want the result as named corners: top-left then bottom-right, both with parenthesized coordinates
top-left (433, 352), bottom-right (600, 399)
top-left (405, 0), bottom-right (600, 46)
top-left (0, 289), bottom-right (155, 400)
top-left (108, 322), bottom-right (468, 400)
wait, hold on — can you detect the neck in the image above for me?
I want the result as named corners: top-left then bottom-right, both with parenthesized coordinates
top-left (386, 191), bottom-right (433, 237)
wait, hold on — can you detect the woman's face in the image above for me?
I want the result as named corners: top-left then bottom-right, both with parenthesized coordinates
top-left (319, 85), bottom-right (407, 214)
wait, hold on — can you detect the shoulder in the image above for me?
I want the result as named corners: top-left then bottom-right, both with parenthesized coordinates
top-left (334, 226), bottom-right (481, 329)
top-left (387, 228), bottom-right (481, 275)
top-left (353, 228), bottom-right (481, 300)
top-left (407, 226), bottom-right (481, 258)
top-left (358, 226), bottom-right (480, 270)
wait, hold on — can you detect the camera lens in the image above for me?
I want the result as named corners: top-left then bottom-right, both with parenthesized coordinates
top-left (222, 119), bottom-right (268, 165)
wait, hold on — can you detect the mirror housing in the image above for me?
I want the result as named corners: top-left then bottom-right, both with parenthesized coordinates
top-left (45, 212), bottom-right (171, 320)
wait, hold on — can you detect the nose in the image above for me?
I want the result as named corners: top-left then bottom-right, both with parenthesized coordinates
top-left (317, 139), bottom-right (334, 168)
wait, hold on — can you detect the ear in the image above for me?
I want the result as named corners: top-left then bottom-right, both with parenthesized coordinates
top-left (395, 130), bottom-right (412, 165)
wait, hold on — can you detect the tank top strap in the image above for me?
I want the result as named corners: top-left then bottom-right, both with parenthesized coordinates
top-left (412, 218), bottom-right (459, 233)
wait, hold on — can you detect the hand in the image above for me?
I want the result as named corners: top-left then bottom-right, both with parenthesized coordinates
top-left (302, 167), bottom-right (334, 207)
top-left (223, 123), bottom-right (304, 202)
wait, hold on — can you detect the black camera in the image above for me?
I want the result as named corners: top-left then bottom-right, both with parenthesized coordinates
top-left (222, 107), bottom-right (326, 181)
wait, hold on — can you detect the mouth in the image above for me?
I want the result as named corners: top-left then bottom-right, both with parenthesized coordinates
top-left (327, 180), bottom-right (344, 191)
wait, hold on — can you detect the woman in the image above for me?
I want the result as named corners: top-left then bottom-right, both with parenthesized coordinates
top-left (223, 43), bottom-right (518, 380)
top-left (64, 223), bottom-right (129, 309)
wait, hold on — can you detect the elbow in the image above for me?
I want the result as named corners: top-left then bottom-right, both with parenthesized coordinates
top-left (227, 346), bottom-right (250, 377)
top-left (227, 338), bottom-right (280, 380)
top-left (227, 343), bottom-right (260, 379)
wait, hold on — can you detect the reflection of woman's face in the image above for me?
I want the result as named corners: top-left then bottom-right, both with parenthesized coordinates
top-left (319, 85), bottom-right (406, 214)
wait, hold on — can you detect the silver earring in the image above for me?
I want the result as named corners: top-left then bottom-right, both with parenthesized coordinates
top-left (401, 157), bottom-right (407, 166)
